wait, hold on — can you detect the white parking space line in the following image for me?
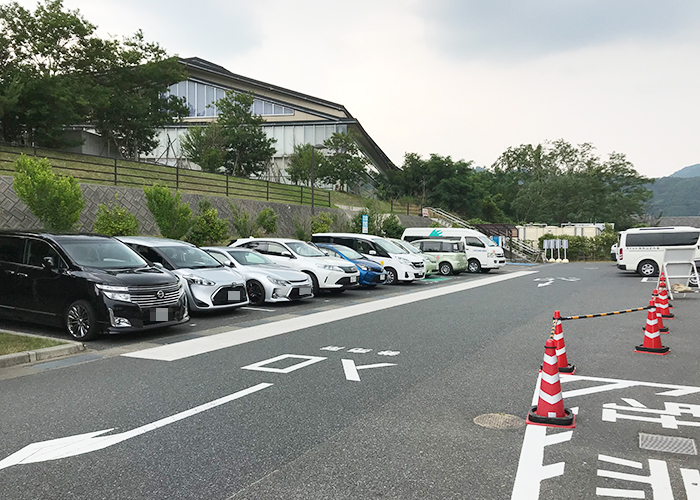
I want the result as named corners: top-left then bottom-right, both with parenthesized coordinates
top-left (240, 307), bottom-right (276, 312)
top-left (123, 271), bottom-right (537, 362)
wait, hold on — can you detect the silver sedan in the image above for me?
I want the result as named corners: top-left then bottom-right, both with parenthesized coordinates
top-left (204, 247), bottom-right (314, 306)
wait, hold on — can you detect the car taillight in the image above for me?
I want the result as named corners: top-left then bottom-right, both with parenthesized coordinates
top-left (619, 248), bottom-right (623, 260)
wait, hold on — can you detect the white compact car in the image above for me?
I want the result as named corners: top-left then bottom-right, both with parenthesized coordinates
top-left (230, 238), bottom-right (360, 294)
top-left (118, 236), bottom-right (249, 312)
top-left (203, 246), bottom-right (314, 305)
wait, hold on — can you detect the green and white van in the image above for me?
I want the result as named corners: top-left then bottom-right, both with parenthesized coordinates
top-left (410, 239), bottom-right (468, 276)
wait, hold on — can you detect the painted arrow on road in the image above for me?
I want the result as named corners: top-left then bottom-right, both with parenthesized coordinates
top-left (0, 382), bottom-right (272, 471)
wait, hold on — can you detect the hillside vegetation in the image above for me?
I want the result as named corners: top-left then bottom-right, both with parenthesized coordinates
top-left (646, 176), bottom-right (700, 216)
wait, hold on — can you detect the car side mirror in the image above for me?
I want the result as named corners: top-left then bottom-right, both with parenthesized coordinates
top-left (321, 250), bottom-right (330, 256)
top-left (42, 256), bottom-right (55, 270)
top-left (153, 262), bottom-right (164, 269)
top-left (281, 251), bottom-right (292, 258)
top-left (227, 261), bottom-right (236, 268)
top-left (369, 250), bottom-right (377, 255)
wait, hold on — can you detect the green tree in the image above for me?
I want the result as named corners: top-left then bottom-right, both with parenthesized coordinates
top-left (319, 132), bottom-right (369, 188)
top-left (0, 0), bottom-right (187, 154)
top-left (143, 184), bottom-right (192, 239)
top-left (181, 92), bottom-right (276, 177)
top-left (93, 195), bottom-right (139, 236)
top-left (381, 213), bottom-right (405, 239)
top-left (228, 202), bottom-right (278, 238)
top-left (187, 198), bottom-right (229, 246)
top-left (13, 155), bottom-right (84, 231)
top-left (286, 143), bottom-right (325, 186)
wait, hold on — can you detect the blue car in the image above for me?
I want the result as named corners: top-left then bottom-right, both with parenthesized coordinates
top-left (315, 243), bottom-right (386, 286)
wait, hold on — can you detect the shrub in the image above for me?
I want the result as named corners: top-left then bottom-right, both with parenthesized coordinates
top-left (292, 218), bottom-right (311, 241)
top-left (188, 198), bottom-right (230, 246)
top-left (350, 200), bottom-right (381, 234)
top-left (310, 212), bottom-right (335, 234)
top-left (93, 195), bottom-right (139, 236)
top-left (143, 184), bottom-right (192, 239)
top-left (13, 155), bottom-right (85, 232)
top-left (228, 202), bottom-right (278, 238)
top-left (381, 213), bottom-right (405, 239)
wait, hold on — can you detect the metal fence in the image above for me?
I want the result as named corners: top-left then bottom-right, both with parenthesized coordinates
top-left (0, 143), bottom-right (331, 208)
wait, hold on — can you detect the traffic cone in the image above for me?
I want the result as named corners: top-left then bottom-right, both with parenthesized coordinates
top-left (527, 338), bottom-right (576, 428)
top-left (552, 311), bottom-right (575, 373)
top-left (656, 285), bottom-right (674, 318)
top-left (635, 300), bottom-right (670, 355)
top-left (658, 277), bottom-right (673, 309)
top-left (651, 289), bottom-right (669, 333)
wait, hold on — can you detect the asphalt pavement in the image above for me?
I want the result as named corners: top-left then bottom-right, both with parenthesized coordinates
top-left (1, 262), bottom-right (698, 499)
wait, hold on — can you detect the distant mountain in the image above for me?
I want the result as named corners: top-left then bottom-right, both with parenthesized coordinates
top-left (669, 163), bottom-right (700, 178)
top-left (646, 176), bottom-right (700, 216)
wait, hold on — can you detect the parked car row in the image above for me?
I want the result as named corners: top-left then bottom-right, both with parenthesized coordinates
top-left (0, 229), bottom-right (506, 342)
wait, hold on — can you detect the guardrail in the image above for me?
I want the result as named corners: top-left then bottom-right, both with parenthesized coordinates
top-left (0, 144), bottom-right (331, 208)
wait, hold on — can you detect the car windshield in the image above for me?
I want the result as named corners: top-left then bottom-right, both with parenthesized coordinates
top-left (61, 240), bottom-right (149, 269)
top-left (372, 238), bottom-right (407, 254)
top-left (393, 240), bottom-right (420, 254)
top-left (480, 237), bottom-right (498, 247)
top-left (330, 245), bottom-right (364, 260)
top-left (287, 241), bottom-right (326, 257)
top-left (228, 250), bottom-right (275, 266)
top-left (159, 246), bottom-right (223, 269)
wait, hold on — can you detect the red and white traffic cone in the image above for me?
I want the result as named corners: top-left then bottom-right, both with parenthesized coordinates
top-left (527, 338), bottom-right (576, 428)
top-left (552, 311), bottom-right (575, 373)
top-left (656, 285), bottom-right (674, 318)
top-left (658, 276), bottom-right (673, 309)
top-left (635, 299), bottom-right (670, 355)
top-left (652, 289), bottom-right (669, 333)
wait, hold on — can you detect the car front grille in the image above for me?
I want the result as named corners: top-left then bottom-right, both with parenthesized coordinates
top-left (411, 261), bottom-right (425, 269)
top-left (129, 283), bottom-right (182, 308)
top-left (212, 285), bottom-right (247, 305)
top-left (341, 266), bottom-right (358, 273)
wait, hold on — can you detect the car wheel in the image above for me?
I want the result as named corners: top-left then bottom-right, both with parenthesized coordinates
top-left (304, 272), bottom-right (320, 294)
top-left (384, 267), bottom-right (398, 285)
top-left (246, 280), bottom-right (266, 305)
top-left (65, 300), bottom-right (99, 341)
top-left (439, 262), bottom-right (452, 276)
top-left (467, 259), bottom-right (481, 273)
top-left (637, 260), bottom-right (659, 277)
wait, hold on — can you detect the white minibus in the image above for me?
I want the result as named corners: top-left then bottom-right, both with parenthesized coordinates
top-left (401, 227), bottom-right (506, 273)
top-left (617, 226), bottom-right (700, 277)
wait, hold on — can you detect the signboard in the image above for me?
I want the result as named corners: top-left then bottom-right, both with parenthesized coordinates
top-left (362, 214), bottom-right (368, 234)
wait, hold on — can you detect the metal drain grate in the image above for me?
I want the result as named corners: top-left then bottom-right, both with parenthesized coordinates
top-left (639, 433), bottom-right (697, 455)
top-left (473, 413), bottom-right (526, 429)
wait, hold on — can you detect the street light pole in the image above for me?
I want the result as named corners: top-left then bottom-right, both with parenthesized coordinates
top-left (310, 143), bottom-right (325, 215)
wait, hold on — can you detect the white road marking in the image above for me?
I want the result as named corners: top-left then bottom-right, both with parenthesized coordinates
top-left (341, 359), bottom-right (396, 382)
top-left (560, 375), bottom-right (700, 398)
top-left (241, 306), bottom-right (276, 312)
top-left (241, 354), bottom-right (326, 374)
top-left (681, 468), bottom-right (700, 499)
top-left (123, 271), bottom-right (537, 361)
top-left (598, 455), bottom-right (643, 469)
top-left (0, 383), bottom-right (272, 470)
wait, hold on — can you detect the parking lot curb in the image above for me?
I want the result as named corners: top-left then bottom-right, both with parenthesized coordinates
top-left (0, 340), bottom-right (87, 369)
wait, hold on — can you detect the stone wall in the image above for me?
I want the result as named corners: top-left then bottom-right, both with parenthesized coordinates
top-left (0, 176), bottom-right (430, 237)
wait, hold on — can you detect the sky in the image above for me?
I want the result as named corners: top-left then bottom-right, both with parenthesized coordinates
top-left (10, 0), bottom-right (700, 178)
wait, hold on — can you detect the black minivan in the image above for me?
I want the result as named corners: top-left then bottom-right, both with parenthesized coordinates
top-left (0, 231), bottom-right (189, 340)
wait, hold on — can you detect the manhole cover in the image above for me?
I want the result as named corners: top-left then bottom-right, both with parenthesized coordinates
top-left (639, 433), bottom-right (697, 455)
top-left (474, 413), bottom-right (526, 429)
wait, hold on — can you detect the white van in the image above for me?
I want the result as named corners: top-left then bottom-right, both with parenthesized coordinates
top-left (617, 226), bottom-right (700, 277)
top-left (311, 233), bottom-right (425, 285)
top-left (401, 227), bottom-right (506, 273)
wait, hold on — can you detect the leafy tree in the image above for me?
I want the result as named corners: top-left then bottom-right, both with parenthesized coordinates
top-left (143, 184), bottom-right (192, 239)
top-left (187, 198), bottom-right (229, 246)
top-left (0, 0), bottom-right (187, 155)
top-left (286, 143), bottom-right (325, 186)
top-left (319, 132), bottom-right (369, 188)
top-left (182, 92), bottom-right (276, 177)
top-left (381, 213), bottom-right (405, 239)
top-left (13, 155), bottom-right (84, 231)
top-left (93, 194), bottom-right (139, 236)
top-left (350, 200), bottom-right (381, 234)
top-left (310, 212), bottom-right (335, 234)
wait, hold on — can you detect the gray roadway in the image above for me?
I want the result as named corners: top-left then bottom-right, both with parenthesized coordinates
top-left (1, 263), bottom-right (698, 499)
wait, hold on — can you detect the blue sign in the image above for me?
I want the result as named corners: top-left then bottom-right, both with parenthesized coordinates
top-left (362, 214), bottom-right (368, 234)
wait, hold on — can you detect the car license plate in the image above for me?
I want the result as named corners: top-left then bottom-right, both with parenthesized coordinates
top-left (379, 275), bottom-right (385, 281)
top-left (299, 286), bottom-right (312, 295)
top-left (228, 290), bottom-right (241, 302)
top-left (150, 308), bottom-right (170, 322)
top-left (350, 276), bottom-right (357, 283)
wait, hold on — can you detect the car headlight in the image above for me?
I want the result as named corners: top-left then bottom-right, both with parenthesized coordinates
top-left (357, 264), bottom-right (370, 271)
top-left (316, 264), bottom-right (344, 272)
top-left (182, 274), bottom-right (216, 286)
top-left (95, 284), bottom-right (131, 302)
top-left (267, 276), bottom-right (290, 286)
top-left (397, 257), bottom-right (411, 266)
top-left (487, 251), bottom-right (496, 258)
